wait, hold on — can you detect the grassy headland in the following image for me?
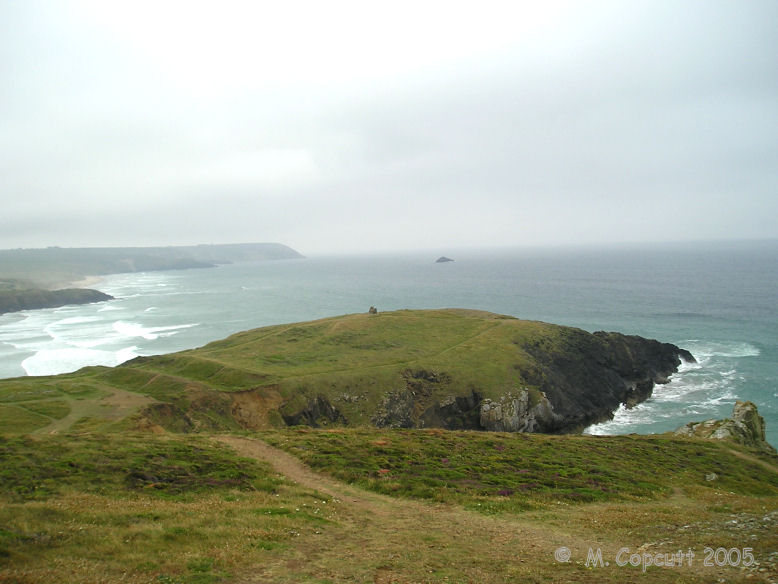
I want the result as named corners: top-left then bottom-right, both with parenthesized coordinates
top-left (0, 308), bottom-right (695, 434)
top-left (0, 309), bottom-right (776, 582)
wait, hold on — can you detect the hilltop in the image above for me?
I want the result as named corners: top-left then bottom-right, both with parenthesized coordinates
top-left (0, 309), bottom-right (693, 435)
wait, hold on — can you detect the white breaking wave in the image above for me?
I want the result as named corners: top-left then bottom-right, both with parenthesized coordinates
top-left (112, 321), bottom-right (199, 341)
top-left (22, 346), bottom-right (140, 376)
top-left (585, 339), bottom-right (755, 436)
top-left (682, 339), bottom-right (760, 360)
top-left (0, 272), bottom-right (200, 377)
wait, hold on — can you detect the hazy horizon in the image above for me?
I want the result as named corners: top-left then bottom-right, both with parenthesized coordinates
top-left (2, 1), bottom-right (776, 254)
top-left (2, 236), bottom-right (777, 259)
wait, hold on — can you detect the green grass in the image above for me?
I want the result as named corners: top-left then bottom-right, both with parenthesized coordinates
top-left (1, 428), bottom-right (776, 583)
top-left (14, 399), bottom-right (70, 420)
top-left (262, 428), bottom-right (778, 512)
top-left (0, 432), bottom-right (280, 500)
top-left (0, 309), bottom-right (578, 434)
top-left (153, 309), bottom-right (541, 398)
top-left (0, 432), bottom-right (334, 583)
top-left (0, 405), bottom-right (51, 433)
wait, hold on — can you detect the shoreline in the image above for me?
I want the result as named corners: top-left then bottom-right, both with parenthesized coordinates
top-left (60, 275), bottom-right (105, 290)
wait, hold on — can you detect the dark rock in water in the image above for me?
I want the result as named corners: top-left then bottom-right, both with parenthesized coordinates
top-left (435, 256), bottom-right (454, 263)
top-left (674, 401), bottom-right (776, 453)
top-left (0, 288), bottom-right (114, 315)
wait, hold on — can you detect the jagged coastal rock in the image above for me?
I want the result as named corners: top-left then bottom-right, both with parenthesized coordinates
top-left (368, 328), bottom-right (695, 433)
top-left (675, 401), bottom-right (776, 453)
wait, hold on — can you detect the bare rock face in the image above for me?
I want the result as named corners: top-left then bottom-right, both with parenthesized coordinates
top-left (479, 389), bottom-right (562, 432)
top-left (280, 394), bottom-right (347, 427)
top-left (372, 370), bottom-right (466, 429)
top-left (518, 329), bottom-right (696, 432)
top-left (675, 401), bottom-right (776, 453)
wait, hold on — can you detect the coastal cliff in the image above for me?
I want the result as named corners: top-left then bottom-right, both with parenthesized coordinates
top-left (369, 327), bottom-right (694, 433)
top-left (0, 242), bottom-right (302, 314)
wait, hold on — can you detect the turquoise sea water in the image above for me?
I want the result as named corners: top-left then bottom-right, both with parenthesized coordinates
top-left (1, 240), bottom-right (776, 446)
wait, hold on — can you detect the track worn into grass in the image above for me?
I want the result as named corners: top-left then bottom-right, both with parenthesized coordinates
top-left (216, 436), bottom-right (757, 584)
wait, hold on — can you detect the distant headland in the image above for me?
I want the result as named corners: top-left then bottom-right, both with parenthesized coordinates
top-left (0, 242), bottom-right (303, 314)
top-left (435, 256), bottom-right (454, 263)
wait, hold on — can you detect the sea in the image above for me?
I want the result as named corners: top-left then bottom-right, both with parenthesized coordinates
top-left (1, 240), bottom-right (776, 447)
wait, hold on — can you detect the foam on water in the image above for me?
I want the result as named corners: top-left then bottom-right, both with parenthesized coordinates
top-left (683, 340), bottom-right (761, 360)
top-left (22, 346), bottom-right (139, 376)
top-left (112, 321), bottom-right (198, 341)
top-left (586, 339), bottom-right (760, 436)
top-left (0, 271), bottom-right (204, 377)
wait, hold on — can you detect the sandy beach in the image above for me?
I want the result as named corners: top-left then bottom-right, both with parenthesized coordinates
top-left (64, 275), bottom-right (105, 289)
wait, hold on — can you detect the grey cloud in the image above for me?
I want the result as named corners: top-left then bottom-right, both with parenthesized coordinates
top-left (1, 0), bottom-right (776, 252)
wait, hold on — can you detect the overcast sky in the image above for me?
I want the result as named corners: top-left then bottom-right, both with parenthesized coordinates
top-left (1, 1), bottom-right (776, 254)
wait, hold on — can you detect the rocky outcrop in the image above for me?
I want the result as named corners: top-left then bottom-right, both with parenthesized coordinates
top-left (479, 389), bottom-right (562, 432)
top-left (281, 394), bottom-right (348, 427)
top-left (372, 370), bottom-right (459, 428)
top-left (372, 378), bottom-right (563, 432)
top-left (369, 329), bottom-right (694, 433)
top-left (525, 330), bottom-right (697, 431)
top-left (675, 401), bottom-right (776, 453)
top-left (0, 288), bottom-right (114, 315)
top-left (435, 256), bottom-right (454, 263)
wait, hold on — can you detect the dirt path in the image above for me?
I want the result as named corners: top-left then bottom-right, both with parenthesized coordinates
top-left (217, 436), bottom-right (379, 507)
top-left (213, 436), bottom-right (730, 584)
top-left (216, 436), bottom-right (579, 583)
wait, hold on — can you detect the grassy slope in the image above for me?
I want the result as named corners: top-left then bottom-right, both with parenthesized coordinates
top-left (262, 428), bottom-right (778, 509)
top-left (1, 429), bottom-right (777, 583)
top-left (0, 309), bottom-right (573, 434)
top-left (0, 433), bottom-right (333, 584)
